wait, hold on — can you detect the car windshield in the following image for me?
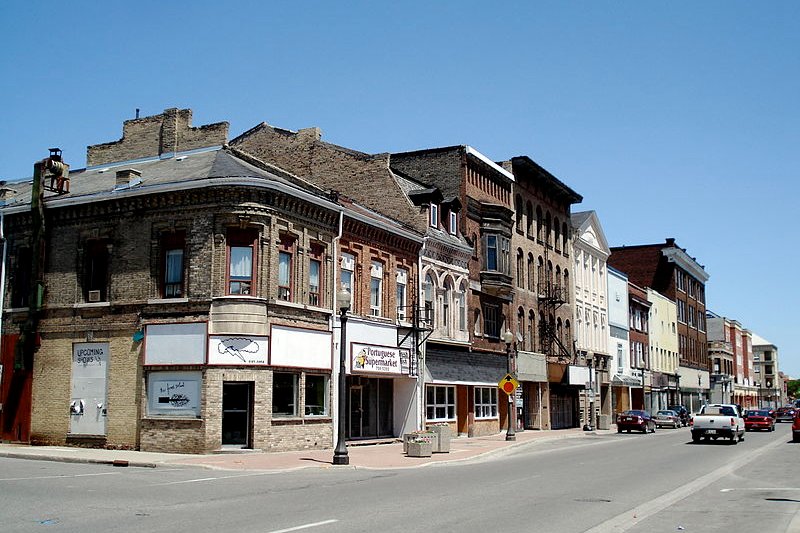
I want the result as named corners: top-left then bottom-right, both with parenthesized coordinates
top-left (748, 410), bottom-right (771, 417)
top-left (623, 410), bottom-right (646, 417)
top-left (656, 411), bottom-right (675, 416)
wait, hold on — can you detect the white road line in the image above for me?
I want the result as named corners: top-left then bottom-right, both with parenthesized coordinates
top-left (150, 471), bottom-right (273, 486)
top-left (266, 519), bottom-right (338, 533)
top-left (720, 487), bottom-right (800, 492)
top-left (585, 437), bottom-right (786, 533)
top-left (0, 472), bottom-right (119, 482)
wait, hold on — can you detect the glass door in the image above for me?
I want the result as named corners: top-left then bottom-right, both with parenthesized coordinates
top-left (348, 385), bottom-right (363, 438)
top-left (222, 382), bottom-right (251, 447)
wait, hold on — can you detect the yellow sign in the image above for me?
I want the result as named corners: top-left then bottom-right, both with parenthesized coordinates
top-left (498, 374), bottom-right (519, 396)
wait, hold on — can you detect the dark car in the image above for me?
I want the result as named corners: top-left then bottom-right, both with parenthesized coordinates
top-left (744, 409), bottom-right (775, 432)
top-left (776, 406), bottom-right (796, 422)
top-left (616, 410), bottom-right (656, 433)
top-left (668, 405), bottom-right (689, 426)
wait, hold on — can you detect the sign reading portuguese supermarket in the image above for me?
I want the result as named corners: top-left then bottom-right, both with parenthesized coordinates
top-left (351, 343), bottom-right (403, 375)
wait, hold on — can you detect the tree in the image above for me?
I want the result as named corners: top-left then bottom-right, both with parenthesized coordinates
top-left (787, 380), bottom-right (800, 401)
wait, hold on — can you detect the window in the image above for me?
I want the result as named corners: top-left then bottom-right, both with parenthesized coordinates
top-left (443, 280), bottom-right (452, 329)
top-left (486, 235), bottom-right (498, 271)
top-left (370, 261), bottom-right (383, 316)
top-left (227, 229), bottom-right (257, 295)
top-left (526, 202), bottom-right (533, 236)
top-left (527, 254), bottom-right (535, 291)
top-left (475, 387), bottom-right (498, 419)
top-left (516, 249), bottom-right (524, 288)
top-left (677, 300), bottom-right (686, 323)
top-left (309, 259), bottom-right (321, 306)
top-left (515, 196), bottom-right (523, 233)
top-left (277, 236), bottom-right (295, 301)
top-left (424, 274), bottom-right (435, 325)
top-left (162, 231), bottom-right (185, 298)
top-left (429, 203), bottom-right (439, 228)
top-left (449, 210), bottom-right (458, 235)
top-left (11, 247), bottom-right (31, 308)
top-left (536, 207), bottom-right (543, 242)
top-left (396, 268), bottom-right (408, 321)
top-left (304, 375), bottom-right (329, 416)
top-left (340, 252), bottom-right (354, 296)
top-left (617, 344), bottom-right (624, 371)
top-left (426, 385), bottom-right (455, 421)
top-left (483, 303), bottom-right (499, 338)
top-left (458, 282), bottom-right (467, 331)
top-left (554, 217), bottom-right (561, 252)
top-left (272, 372), bottom-right (298, 417)
top-left (84, 239), bottom-right (110, 301)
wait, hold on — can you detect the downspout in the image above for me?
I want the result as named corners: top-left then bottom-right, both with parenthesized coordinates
top-left (417, 242), bottom-right (425, 431)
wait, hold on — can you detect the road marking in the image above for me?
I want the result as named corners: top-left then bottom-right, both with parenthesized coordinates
top-left (720, 487), bottom-right (800, 492)
top-left (266, 519), bottom-right (338, 533)
top-left (151, 471), bottom-right (274, 486)
top-left (585, 436), bottom-right (785, 533)
top-left (0, 472), bottom-right (118, 482)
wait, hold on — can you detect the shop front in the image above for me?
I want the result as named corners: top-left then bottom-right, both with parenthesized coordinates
top-left (516, 351), bottom-right (548, 430)
top-left (548, 363), bottom-right (588, 430)
top-left (424, 347), bottom-right (507, 437)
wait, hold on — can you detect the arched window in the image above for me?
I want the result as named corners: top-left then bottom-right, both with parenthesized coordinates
top-left (563, 269), bottom-right (570, 303)
top-left (547, 260), bottom-right (554, 288)
top-left (557, 317), bottom-right (563, 344)
top-left (528, 310), bottom-right (536, 352)
top-left (562, 222), bottom-right (569, 253)
top-left (537, 256), bottom-right (545, 292)
top-left (516, 248), bottom-right (524, 288)
top-left (515, 195), bottom-right (523, 233)
top-left (555, 265), bottom-right (562, 294)
top-left (458, 281), bottom-right (468, 332)
top-left (443, 278), bottom-right (453, 333)
top-left (527, 253), bottom-right (535, 291)
top-left (536, 207), bottom-right (543, 242)
top-left (539, 311), bottom-right (547, 352)
top-left (424, 273), bottom-right (436, 327)
top-left (565, 319), bottom-right (572, 350)
top-left (526, 202), bottom-right (533, 236)
top-left (517, 307), bottom-right (525, 348)
top-left (545, 211), bottom-right (552, 246)
top-left (554, 217), bottom-right (561, 252)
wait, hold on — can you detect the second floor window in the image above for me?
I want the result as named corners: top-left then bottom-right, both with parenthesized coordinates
top-left (227, 229), bottom-right (257, 295)
top-left (84, 240), bottom-right (110, 302)
top-left (370, 261), bottom-right (383, 316)
top-left (486, 235), bottom-right (498, 270)
top-left (483, 234), bottom-right (510, 274)
top-left (396, 268), bottom-right (408, 321)
top-left (161, 231), bottom-right (185, 298)
top-left (11, 247), bottom-right (31, 308)
top-left (278, 251), bottom-right (292, 301)
top-left (483, 303), bottom-right (499, 338)
top-left (309, 259), bottom-right (321, 306)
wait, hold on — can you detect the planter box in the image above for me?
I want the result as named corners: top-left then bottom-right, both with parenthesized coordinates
top-left (406, 440), bottom-right (433, 457)
top-left (428, 425), bottom-right (451, 453)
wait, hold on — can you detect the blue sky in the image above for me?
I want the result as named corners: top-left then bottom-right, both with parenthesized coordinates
top-left (1, 1), bottom-right (798, 377)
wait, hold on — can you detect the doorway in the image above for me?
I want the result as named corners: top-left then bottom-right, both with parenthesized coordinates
top-left (222, 382), bottom-right (252, 447)
top-left (346, 377), bottom-right (394, 439)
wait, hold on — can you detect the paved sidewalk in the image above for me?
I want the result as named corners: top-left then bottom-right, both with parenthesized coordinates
top-left (0, 427), bottom-right (603, 472)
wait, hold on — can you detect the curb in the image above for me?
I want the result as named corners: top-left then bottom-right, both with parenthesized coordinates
top-left (0, 451), bottom-right (157, 469)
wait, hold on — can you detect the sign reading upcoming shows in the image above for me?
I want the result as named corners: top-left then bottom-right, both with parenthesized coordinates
top-left (208, 335), bottom-right (269, 365)
top-left (351, 343), bottom-right (404, 375)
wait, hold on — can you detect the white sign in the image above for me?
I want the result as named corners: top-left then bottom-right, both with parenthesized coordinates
top-left (351, 343), bottom-right (403, 375)
top-left (208, 335), bottom-right (269, 365)
top-left (147, 371), bottom-right (201, 416)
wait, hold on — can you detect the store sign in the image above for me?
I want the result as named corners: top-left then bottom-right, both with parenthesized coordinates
top-left (351, 343), bottom-right (403, 375)
top-left (208, 335), bottom-right (269, 365)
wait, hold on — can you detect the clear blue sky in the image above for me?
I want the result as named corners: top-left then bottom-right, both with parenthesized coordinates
top-left (1, 1), bottom-right (798, 378)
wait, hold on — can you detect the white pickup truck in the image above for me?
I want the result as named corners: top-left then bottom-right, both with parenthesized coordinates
top-left (690, 403), bottom-right (745, 444)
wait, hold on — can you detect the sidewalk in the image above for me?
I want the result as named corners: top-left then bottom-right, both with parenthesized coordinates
top-left (0, 427), bottom-right (602, 472)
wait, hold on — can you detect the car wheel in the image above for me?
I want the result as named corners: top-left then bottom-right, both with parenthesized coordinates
top-left (730, 435), bottom-right (738, 445)
top-left (617, 427), bottom-right (622, 433)
top-left (793, 433), bottom-right (800, 443)
top-left (692, 433), bottom-right (700, 443)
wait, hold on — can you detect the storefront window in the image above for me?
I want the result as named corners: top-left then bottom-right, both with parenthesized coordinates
top-left (273, 372), bottom-right (298, 417)
top-left (475, 387), bottom-right (498, 419)
top-left (426, 385), bottom-right (455, 421)
top-left (305, 375), bottom-right (329, 416)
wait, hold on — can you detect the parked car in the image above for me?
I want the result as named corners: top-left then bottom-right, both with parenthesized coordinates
top-left (690, 403), bottom-right (745, 444)
top-left (616, 410), bottom-right (656, 433)
top-left (744, 409), bottom-right (775, 432)
top-left (776, 406), bottom-right (796, 422)
top-left (653, 410), bottom-right (681, 429)
top-left (668, 405), bottom-right (689, 426)
top-left (793, 410), bottom-right (800, 443)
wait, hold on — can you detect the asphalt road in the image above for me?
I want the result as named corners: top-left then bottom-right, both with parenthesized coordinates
top-left (1, 424), bottom-right (798, 533)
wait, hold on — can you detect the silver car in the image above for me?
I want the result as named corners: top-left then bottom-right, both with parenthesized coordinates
top-left (653, 410), bottom-right (681, 429)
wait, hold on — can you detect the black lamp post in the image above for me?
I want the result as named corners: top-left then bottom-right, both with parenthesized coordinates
top-left (501, 329), bottom-right (516, 441)
top-left (583, 356), bottom-right (595, 431)
top-left (333, 289), bottom-right (351, 465)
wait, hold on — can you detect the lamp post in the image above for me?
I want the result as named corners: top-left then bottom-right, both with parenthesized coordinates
top-left (583, 356), bottom-right (595, 431)
top-left (333, 289), bottom-right (351, 465)
top-left (501, 329), bottom-right (516, 441)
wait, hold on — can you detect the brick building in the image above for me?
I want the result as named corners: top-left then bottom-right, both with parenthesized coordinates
top-left (608, 239), bottom-right (710, 410)
top-left (0, 109), bottom-right (424, 453)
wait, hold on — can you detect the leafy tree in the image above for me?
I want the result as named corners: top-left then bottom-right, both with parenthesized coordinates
top-left (787, 380), bottom-right (800, 401)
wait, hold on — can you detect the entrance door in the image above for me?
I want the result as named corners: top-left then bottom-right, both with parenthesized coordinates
top-left (222, 382), bottom-right (251, 447)
top-left (0, 334), bottom-right (31, 442)
top-left (348, 385), bottom-right (364, 438)
top-left (70, 343), bottom-right (109, 436)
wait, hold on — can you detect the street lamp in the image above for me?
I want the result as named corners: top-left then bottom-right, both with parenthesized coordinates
top-left (333, 288), bottom-right (351, 465)
top-left (583, 356), bottom-right (595, 431)
top-left (501, 329), bottom-right (516, 441)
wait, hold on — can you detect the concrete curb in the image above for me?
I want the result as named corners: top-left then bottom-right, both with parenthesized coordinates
top-left (0, 451), bottom-right (158, 468)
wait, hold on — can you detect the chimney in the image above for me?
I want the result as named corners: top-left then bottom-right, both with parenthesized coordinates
top-left (298, 127), bottom-right (322, 141)
top-left (665, 238), bottom-right (676, 247)
top-left (115, 168), bottom-right (141, 187)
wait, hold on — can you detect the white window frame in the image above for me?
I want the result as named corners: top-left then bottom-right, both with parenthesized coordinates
top-left (429, 203), bottom-right (439, 228)
top-left (370, 261), bottom-right (383, 317)
top-left (340, 252), bottom-right (355, 295)
top-left (474, 386), bottom-right (498, 419)
top-left (396, 268), bottom-right (408, 321)
top-left (449, 210), bottom-right (458, 235)
top-left (426, 385), bottom-right (455, 421)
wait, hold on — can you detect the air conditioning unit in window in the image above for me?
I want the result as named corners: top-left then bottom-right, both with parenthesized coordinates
top-left (88, 290), bottom-right (102, 303)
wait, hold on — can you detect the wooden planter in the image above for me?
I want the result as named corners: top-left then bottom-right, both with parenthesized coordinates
top-left (406, 440), bottom-right (433, 457)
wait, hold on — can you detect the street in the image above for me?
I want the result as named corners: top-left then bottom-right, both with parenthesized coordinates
top-left (1, 425), bottom-right (798, 533)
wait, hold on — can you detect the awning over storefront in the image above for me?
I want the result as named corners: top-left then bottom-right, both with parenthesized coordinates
top-left (425, 347), bottom-right (507, 386)
top-left (612, 375), bottom-right (642, 387)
